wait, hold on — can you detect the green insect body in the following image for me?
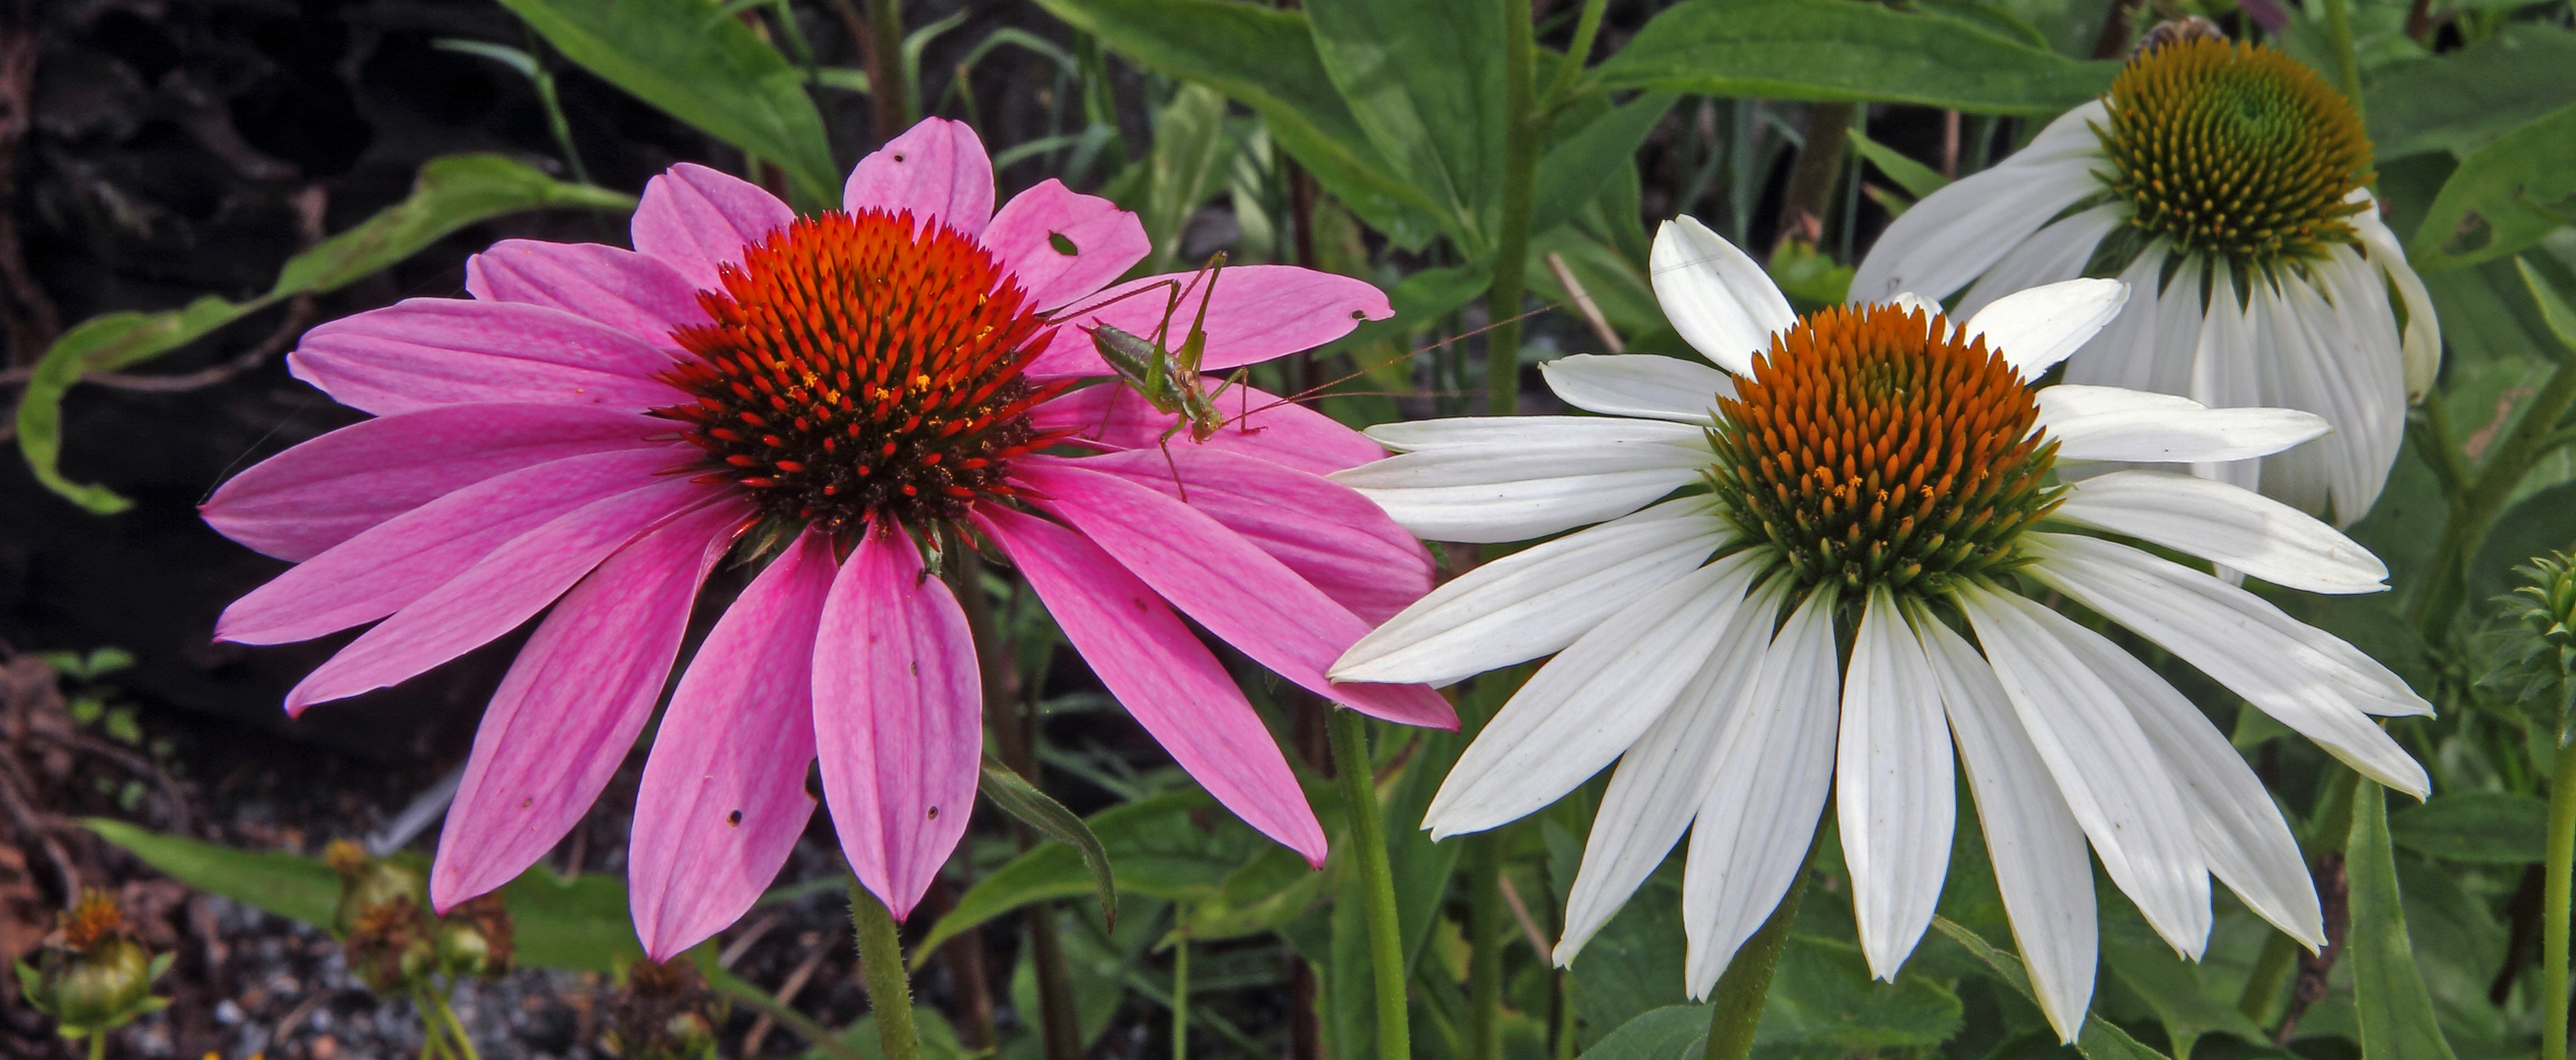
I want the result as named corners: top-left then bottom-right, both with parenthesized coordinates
top-left (1086, 253), bottom-right (1249, 447)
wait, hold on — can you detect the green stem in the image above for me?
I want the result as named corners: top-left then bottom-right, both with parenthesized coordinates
top-left (431, 988), bottom-right (483, 1060)
top-left (87, 1032), bottom-right (104, 1060)
top-left (2547, 740), bottom-right (2576, 1060)
top-left (2412, 354), bottom-right (2576, 644)
top-left (1484, 0), bottom-right (1539, 416)
top-left (2235, 928), bottom-right (2301, 1024)
top-left (1330, 710), bottom-right (1410, 1060)
top-left (1703, 851), bottom-right (1815, 1060)
top-left (1539, 0), bottom-right (1612, 111)
top-left (1466, 835), bottom-right (1505, 1060)
top-left (850, 879), bottom-right (920, 1060)
top-left (1172, 920), bottom-right (1190, 1060)
top-left (866, 0), bottom-right (915, 133)
top-left (413, 987), bottom-right (448, 1060)
top-left (2319, 0), bottom-right (2365, 122)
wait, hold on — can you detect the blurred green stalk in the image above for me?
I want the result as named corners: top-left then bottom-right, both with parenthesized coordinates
top-left (1483, 0), bottom-right (1538, 416)
top-left (1330, 711), bottom-right (1409, 1060)
top-left (2548, 740), bottom-right (2576, 1060)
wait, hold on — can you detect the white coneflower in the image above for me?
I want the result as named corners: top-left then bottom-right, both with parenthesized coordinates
top-left (1329, 216), bottom-right (2432, 1041)
top-left (1850, 30), bottom-right (2438, 526)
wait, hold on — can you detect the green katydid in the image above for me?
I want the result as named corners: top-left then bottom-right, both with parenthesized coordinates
top-left (1083, 251), bottom-right (1256, 450)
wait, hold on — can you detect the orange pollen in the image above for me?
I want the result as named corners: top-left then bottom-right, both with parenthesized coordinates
top-left (1707, 303), bottom-right (2064, 597)
top-left (654, 209), bottom-right (1068, 536)
top-left (59, 889), bottom-right (126, 952)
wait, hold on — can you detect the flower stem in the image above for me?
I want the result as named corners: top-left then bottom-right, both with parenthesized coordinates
top-left (1703, 849), bottom-right (1815, 1060)
top-left (87, 1032), bottom-right (103, 1060)
top-left (2235, 928), bottom-right (2301, 1024)
top-left (2319, 0), bottom-right (2365, 122)
top-left (1172, 924), bottom-right (1191, 1060)
top-left (1329, 709), bottom-right (1409, 1060)
top-left (2547, 738), bottom-right (2576, 1060)
top-left (1466, 834), bottom-right (1505, 1060)
top-left (849, 879), bottom-right (920, 1060)
top-left (431, 988), bottom-right (483, 1060)
top-left (2412, 351), bottom-right (2576, 644)
top-left (866, 0), bottom-right (915, 133)
top-left (1485, 0), bottom-right (1539, 416)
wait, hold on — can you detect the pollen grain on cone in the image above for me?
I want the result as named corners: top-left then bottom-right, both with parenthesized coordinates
top-left (655, 209), bottom-right (1061, 536)
top-left (1707, 303), bottom-right (2062, 600)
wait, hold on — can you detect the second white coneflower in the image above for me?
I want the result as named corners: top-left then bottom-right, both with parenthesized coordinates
top-left (1329, 216), bottom-right (2432, 1041)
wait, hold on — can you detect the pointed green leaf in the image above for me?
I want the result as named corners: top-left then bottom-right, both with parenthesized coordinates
top-left (1573, 1005), bottom-right (1709, 1060)
top-left (2365, 25), bottom-right (2576, 162)
top-left (82, 819), bottom-right (340, 928)
top-left (1929, 917), bottom-right (2171, 1059)
top-left (1531, 91), bottom-right (1682, 242)
top-left (1305, 0), bottom-right (1507, 241)
top-left (2520, 255), bottom-right (2576, 355)
top-left (975, 753), bottom-right (1118, 928)
top-left (496, 0), bottom-right (839, 210)
top-left (2345, 779), bottom-right (2463, 1060)
top-left (2408, 102), bottom-right (2576, 272)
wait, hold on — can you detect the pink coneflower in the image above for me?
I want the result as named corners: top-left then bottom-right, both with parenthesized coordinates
top-left (200, 118), bottom-right (1452, 959)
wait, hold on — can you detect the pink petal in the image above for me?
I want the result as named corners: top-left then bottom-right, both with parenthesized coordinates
top-left (284, 478), bottom-right (731, 714)
top-left (1017, 458), bottom-right (1456, 730)
top-left (218, 447), bottom-right (691, 645)
top-left (288, 299), bottom-right (680, 416)
top-left (630, 163), bottom-right (796, 292)
top-left (1076, 448), bottom-right (1431, 625)
top-left (843, 118), bottom-right (994, 238)
top-left (1026, 266), bottom-right (1394, 378)
top-left (202, 403), bottom-right (666, 561)
top-left (629, 527), bottom-right (836, 959)
top-left (466, 239), bottom-right (711, 342)
top-left (813, 519), bottom-right (980, 921)
top-left (975, 505), bottom-right (1326, 864)
top-left (981, 180), bottom-right (1148, 311)
top-left (1030, 382), bottom-right (1391, 477)
top-left (429, 500), bottom-right (745, 910)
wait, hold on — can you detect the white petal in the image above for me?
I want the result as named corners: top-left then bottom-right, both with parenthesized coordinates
top-left (2039, 389), bottom-right (2332, 465)
top-left (1837, 589), bottom-right (1955, 980)
top-left (2063, 243), bottom-right (2172, 394)
top-left (2052, 470), bottom-right (2389, 594)
top-left (2349, 191), bottom-right (2441, 401)
top-left (1955, 203), bottom-right (2127, 321)
top-left (1332, 498), bottom-right (1732, 686)
top-left (2277, 248), bottom-right (2407, 524)
top-left (1363, 415), bottom-right (1710, 453)
top-left (1914, 610), bottom-right (2096, 1044)
top-left (1956, 584), bottom-right (2211, 957)
top-left (2045, 620), bottom-right (2325, 949)
top-left (1847, 102), bottom-right (2112, 304)
top-left (1538, 354), bottom-right (1732, 424)
top-left (1966, 278), bottom-right (2129, 381)
top-left (1330, 432), bottom-right (1709, 544)
top-left (1883, 292), bottom-right (1940, 316)
top-left (2187, 265), bottom-right (2266, 494)
top-left (1683, 590), bottom-right (1841, 997)
top-left (1651, 216), bottom-right (1796, 375)
top-left (1424, 555), bottom-right (1766, 839)
top-left (1555, 577), bottom-right (1788, 965)
top-left (2023, 532), bottom-right (2432, 794)
top-left (2245, 272), bottom-right (2346, 517)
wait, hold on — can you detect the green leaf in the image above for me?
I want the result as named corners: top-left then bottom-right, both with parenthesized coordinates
top-left (13, 154), bottom-right (632, 514)
top-left (2520, 254), bottom-right (2576, 353)
top-left (1305, 0), bottom-right (1507, 244)
top-left (497, 870), bottom-right (646, 974)
top-left (1531, 91), bottom-right (1681, 243)
top-left (2407, 101), bottom-right (2576, 272)
top-left (1589, 0), bottom-right (2120, 116)
top-left (496, 0), bottom-right (838, 210)
top-left (1758, 933), bottom-right (1964, 1050)
top-left (1929, 916), bottom-right (2171, 1059)
top-left (915, 789), bottom-right (1257, 957)
top-left (1572, 1004), bottom-right (1709, 1060)
top-left (2098, 907), bottom-right (2271, 1057)
top-left (1137, 84), bottom-right (1234, 274)
top-left (1849, 125), bottom-right (1950, 200)
top-left (2364, 25), bottom-right (2576, 161)
top-left (82, 819), bottom-right (340, 929)
top-left (1028, 0), bottom-right (1446, 248)
top-left (2384, 791), bottom-right (2550, 865)
top-left (975, 754), bottom-right (1118, 928)
top-left (2344, 779), bottom-right (2462, 1060)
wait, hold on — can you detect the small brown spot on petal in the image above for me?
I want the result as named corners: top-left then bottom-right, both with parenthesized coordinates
top-left (727, 810), bottom-right (743, 826)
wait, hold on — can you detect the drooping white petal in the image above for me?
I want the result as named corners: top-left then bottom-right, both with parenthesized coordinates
top-left (2276, 246), bottom-right (2407, 524)
top-left (1363, 415), bottom-right (1710, 453)
top-left (2245, 270), bottom-right (2351, 517)
top-left (1651, 216), bottom-right (1797, 375)
top-left (1425, 555), bottom-right (1765, 839)
top-left (1555, 578), bottom-right (1787, 965)
top-left (1539, 353), bottom-right (1733, 424)
top-left (2044, 618), bottom-right (2325, 948)
top-left (2347, 191), bottom-right (2441, 401)
top-left (1966, 278), bottom-right (2129, 381)
top-left (1847, 102), bottom-right (2112, 304)
top-left (1837, 588), bottom-right (1955, 980)
top-left (2051, 470), bottom-right (2389, 594)
top-left (2188, 266), bottom-right (2266, 496)
top-left (1332, 497), bottom-right (1733, 686)
top-left (1956, 203), bottom-right (2127, 321)
top-left (2063, 243), bottom-right (2173, 395)
top-left (1330, 431), bottom-right (1709, 544)
top-left (1955, 584), bottom-right (2212, 957)
top-left (2023, 532), bottom-right (2432, 795)
top-left (1913, 609), bottom-right (2096, 1044)
top-left (1683, 590), bottom-right (1842, 997)
top-left (2037, 386), bottom-right (2331, 465)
